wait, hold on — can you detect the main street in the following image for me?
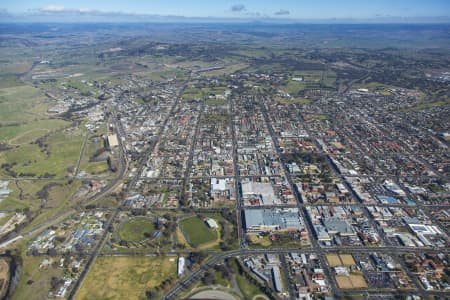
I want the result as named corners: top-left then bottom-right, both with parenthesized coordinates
top-left (67, 81), bottom-right (189, 300)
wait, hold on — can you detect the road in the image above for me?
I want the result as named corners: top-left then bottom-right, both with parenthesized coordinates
top-left (0, 110), bottom-right (129, 248)
top-left (180, 99), bottom-right (205, 206)
top-left (230, 96), bottom-right (247, 249)
top-left (73, 132), bottom-right (89, 177)
top-left (67, 82), bottom-right (188, 300)
top-left (160, 92), bottom-right (450, 300)
top-left (10, 85), bottom-right (447, 300)
top-left (258, 95), bottom-right (341, 298)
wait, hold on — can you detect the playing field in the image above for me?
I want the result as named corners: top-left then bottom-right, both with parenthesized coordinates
top-left (335, 274), bottom-right (368, 289)
top-left (118, 217), bottom-right (155, 242)
top-left (326, 254), bottom-right (356, 267)
top-left (179, 216), bottom-right (217, 247)
top-left (75, 256), bottom-right (177, 300)
top-left (340, 254), bottom-right (356, 266)
top-left (326, 254), bottom-right (342, 267)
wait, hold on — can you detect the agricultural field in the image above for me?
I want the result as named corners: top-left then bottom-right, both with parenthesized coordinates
top-left (200, 63), bottom-right (249, 77)
top-left (0, 61), bottom-right (31, 88)
top-left (75, 256), bottom-right (177, 300)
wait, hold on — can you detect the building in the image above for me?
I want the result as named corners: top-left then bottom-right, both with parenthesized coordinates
top-left (244, 208), bottom-right (304, 233)
top-left (178, 257), bottom-right (185, 277)
top-left (210, 178), bottom-right (231, 201)
top-left (272, 266), bottom-right (283, 292)
top-left (205, 218), bottom-right (218, 229)
top-left (107, 134), bottom-right (119, 148)
top-left (242, 182), bottom-right (280, 205)
top-left (323, 217), bottom-right (356, 236)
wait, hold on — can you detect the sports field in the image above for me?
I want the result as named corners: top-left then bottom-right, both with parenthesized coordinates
top-left (179, 216), bottom-right (217, 247)
top-left (118, 217), bottom-right (156, 242)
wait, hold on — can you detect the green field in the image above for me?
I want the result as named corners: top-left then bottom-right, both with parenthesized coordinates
top-left (11, 255), bottom-right (64, 300)
top-left (0, 128), bottom-right (85, 178)
top-left (182, 86), bottom-right (228, 102)
top-left (0, 119), bottom-right (69, 144)
top-left (79, 130), bottom-right (112, 176)
top-left (148, 68), bottom-right (188, 81)
top-left (182, 88), bottom-right (204, 101)
top-left (0, 61), bottom-right (31, 88)
top-left (0, 180), bottom-right (46, 211)
top-left (75, 256), bottom-right (177, 300)
top-left (0, 179), bottom-right (82, 232)
top-left (179, 216), bottom-right (217, 247)
top-left (0, 84), bottom-right (84, 179)
top-left (284, 80), bottom-right (307, 95)
top-left (206, 98), bottom-right (228, 105)
top-left (118, 217), bottom-right (156, 242)
top-left (0, 86), bottom-right (51, 124)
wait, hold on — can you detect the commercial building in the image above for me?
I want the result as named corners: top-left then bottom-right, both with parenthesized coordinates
top-left (244, 208), bottom-right (304, 233)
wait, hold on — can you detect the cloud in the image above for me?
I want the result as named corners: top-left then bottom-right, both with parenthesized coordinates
top-left (231, 4), bottom-right (246, 12)
top-left (245, 12), bottom-right (262, 18)
top-left (0, 8), bottom-right (9, 16)
top-left (40, 5), bottom-right (66, 12)
top-left (38, 5), bottom-right (106, 15)
top-left (36, 6), bottom-right (127, 17)
top-left (274, 9), bottom-right (290, 16)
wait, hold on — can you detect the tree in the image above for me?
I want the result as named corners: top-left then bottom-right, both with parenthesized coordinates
top-left (47, 248), bottom-right (57, 257)
top-left (145, 290), bottom-right (156, 299)
top-left (50, 276), bottom-right (59, 290)
top-left (202, 272), bottom-right (213, 285)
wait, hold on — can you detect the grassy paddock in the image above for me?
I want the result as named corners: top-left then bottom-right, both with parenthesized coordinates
top-left (75, 256), bottom-right (177, 300)
top-left (0, 86), bottom-right (49, 124)
top-left (11, 255), bottom-right (63, 300)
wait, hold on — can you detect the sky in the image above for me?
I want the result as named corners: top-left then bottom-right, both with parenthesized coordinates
top-left (1, 0), bottom-right (450, 22)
